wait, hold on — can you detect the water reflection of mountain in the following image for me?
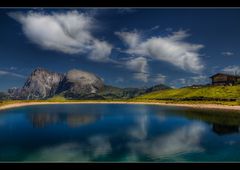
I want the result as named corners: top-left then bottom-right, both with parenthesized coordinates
top-left (157, 108), bottom-right (240, 135)
top-left (166, 108), bottom-right (240, 126)
top-left (28, 113), bottom-right (100, 128)
top-left (67, 114), bottom-right (99, 127)
top-left (212, 124), bottom-right (239, 135)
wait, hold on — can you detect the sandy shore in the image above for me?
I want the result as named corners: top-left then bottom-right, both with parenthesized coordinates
top-left (1, 101), bottom-right (240, 111)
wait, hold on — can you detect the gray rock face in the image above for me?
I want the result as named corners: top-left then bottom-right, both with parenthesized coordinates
top-left (57, 69), bottom-right (104, 97)
top-left (7, 67), bottom-right (170, 100)
top-left (8, 87), bottom-right (22, 99)
top-left (8, 68), bottom-right (104, 99)
top-left (9, 68), bottom-right (64, 99)
top-left (24, 68), bottom-right (64, 99)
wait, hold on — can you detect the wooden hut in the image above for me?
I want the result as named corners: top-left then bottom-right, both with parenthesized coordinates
top-left (210, 73), bottom-right (240, 85)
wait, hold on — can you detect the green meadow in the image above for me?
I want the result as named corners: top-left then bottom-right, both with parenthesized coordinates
top-left (134, 85), bottom-right (240, 105)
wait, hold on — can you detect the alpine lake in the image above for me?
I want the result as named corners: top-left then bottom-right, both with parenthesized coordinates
top-left (0, 103), bottom-right (240, 162)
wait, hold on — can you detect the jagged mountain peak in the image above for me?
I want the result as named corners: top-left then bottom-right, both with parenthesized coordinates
top-left (7, 67), bottom-right (170, 100)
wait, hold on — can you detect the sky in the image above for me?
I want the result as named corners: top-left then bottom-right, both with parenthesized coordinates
top-left (1, 8), bottom-right (240, 91)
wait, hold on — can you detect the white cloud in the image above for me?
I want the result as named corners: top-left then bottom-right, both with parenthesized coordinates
top-left (222, 65), bottom-right (240, 75)
top-left (125, 57), bottom-right (149, 82)
top-left (115, 30), bottom-right (141, 48)
top-left (125, 57), bottom-right (148, 73)
top-left (9, 11), bottom-right (112, 62)
top-left (116, 30), bottom-right (204, 73)
top-left (222, 52), bottom-right (234, 56)
top-left (0, 70), bottom-right (26, 79)
top-left (89, 40), bottom-right (112, 62)
top-left (152, 74), bottom-right (166, 84)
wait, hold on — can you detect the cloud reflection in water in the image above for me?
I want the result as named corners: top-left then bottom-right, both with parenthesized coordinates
top-left (128, 122), bottom-right (206, 160)
top-left (25, 135), bottom-right (112, 161)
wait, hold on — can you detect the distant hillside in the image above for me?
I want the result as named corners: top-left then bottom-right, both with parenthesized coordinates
top-left (0, 92), bottom-right (9, 100)
top-left (97, 85), bottom-right (146, 99)
top-left (58, 84), bottom-right (170, 100)
top-left (145, 84), bottom-right (171, 93)
top-left (136, 85), bottom-right (240, 101)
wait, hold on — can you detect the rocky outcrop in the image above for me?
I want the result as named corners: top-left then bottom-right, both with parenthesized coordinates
top-left (23, 68), bottom-right (64, 99)
top-left (9, 68), bottom-right (64, 99)
top-left (56, 69), bottom-right (104, 98)
top-left (7, 67), bottom-right (170, 100)
top-left (8, 68), bottom-right (104, 100)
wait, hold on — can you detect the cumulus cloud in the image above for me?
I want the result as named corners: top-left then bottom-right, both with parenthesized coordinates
top-left (221, 52), bottom-right (234, 56)
top-left (9, 11), bottom-right (112, 62)
top-left (222, 65), bottom-right (240, 75)
top-left (125, 57), bottom-right (149, 82)
top-left (115, 30), bottom-right (141, 48)
top-left (116, 30), bottom-right (204, 73)
top-left (0, 70), bottom-right (26, 79)
top-left (89, 40), bottom-right (112, 62)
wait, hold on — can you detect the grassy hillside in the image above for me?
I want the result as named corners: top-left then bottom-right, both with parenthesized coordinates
top-left (97, 85), bottom-right (147, 99)
top-left (136, 85), bottom-right (240, 102)
top-left (3, 85), bottom-right (240, 107)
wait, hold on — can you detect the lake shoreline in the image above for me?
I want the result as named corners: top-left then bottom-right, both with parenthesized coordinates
top-left (1, 101), bottom-right (240, 111)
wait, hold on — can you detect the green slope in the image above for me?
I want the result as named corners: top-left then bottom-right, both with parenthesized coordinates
top-left (97, 85), bottom-right (147, 99)
top-left (136, 85), bottom-right (240, 101)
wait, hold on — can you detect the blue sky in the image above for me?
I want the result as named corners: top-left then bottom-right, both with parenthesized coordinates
top-left (0, 8), bottom-right (240, 91)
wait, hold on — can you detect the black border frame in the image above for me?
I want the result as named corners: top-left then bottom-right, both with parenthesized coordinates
top-left (1, 0), bottom-right (240, 169)
top-left (0, 0), bottom-right (240, 7)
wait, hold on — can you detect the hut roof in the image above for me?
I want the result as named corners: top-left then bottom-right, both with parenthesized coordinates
top-left (210, 73), bottom-right (240, 78)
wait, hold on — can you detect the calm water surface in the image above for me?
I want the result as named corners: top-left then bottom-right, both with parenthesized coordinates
top-left (1, 104), bottom-right (240, 162)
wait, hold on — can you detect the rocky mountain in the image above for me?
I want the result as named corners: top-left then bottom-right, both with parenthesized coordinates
top-left (9, 68), bottom-right (64, 99)
top-left (56, 69), bottom-right (104, 99)
top-left (7, 67), bottom-right (170, 100)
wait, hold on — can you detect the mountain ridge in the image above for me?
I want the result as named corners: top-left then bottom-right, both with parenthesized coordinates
top-left (6, 67), bottom-right (170, 100)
